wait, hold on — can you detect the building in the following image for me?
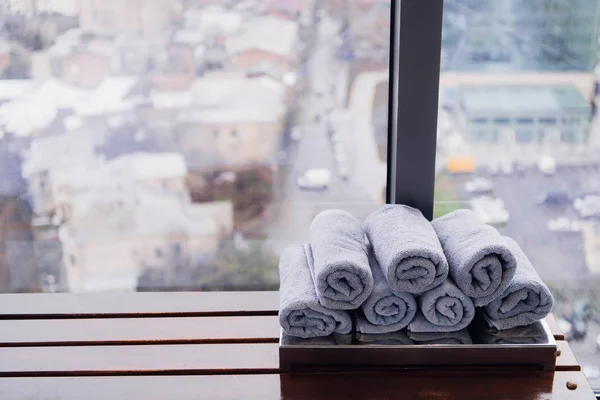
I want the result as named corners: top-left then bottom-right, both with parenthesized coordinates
top-left (457, 85), bottom-right (591, 145)
top-left (79, 0), bottom-right (180, 37)
top-left (442, 0), bottom-right (600, 71)
top-left (172, 73), bottom-right (287, 169)
top-left (0, 197), bottom-right (35, 292)
top-left (51, 152), bottom-right (189, 221)
top-left (36, 0), bottom-right (79, 16)
top-left (226, 16), bottom-right (298, 71)
top-left (0, 0), bottom-right (34, 16)
top-left (0, 40), bottom-right (11, 77)
top-left (59, 184), bottom-right (232, 292)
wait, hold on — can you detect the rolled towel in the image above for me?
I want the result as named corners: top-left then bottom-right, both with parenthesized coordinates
top-left (309, 210), bottom-right (373, 310)
top-left (477, 321), bottom-right (549, 345)
top-left (356, 330), bottom-right (414, 345)
top-left (432, 210), bottom-right (517, 306)
top-left (409, 279), bottom-right (475, 333)
top-left (281, 333), bottom-right (352, 345)
top-left (279, 244), bottom-right (352, 338)
top-left (408, 329), bottom-right (472, 345)
top-left (356, 252), bottom-right (417, 333)
top-left (482, 237), bottom-right (554, 330)
top-left (364, 205), bottom-right (448, 294)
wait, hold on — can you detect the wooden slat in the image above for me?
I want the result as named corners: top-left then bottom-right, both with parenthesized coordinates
top-left (0, 292), bottom-right (279, 319)
top-left (555, 341), bottom-right (581, 372)
top-left (0, 343), bottom-right (280, 376)
top-left (546, 314), bottom-right (566, 340)
top-left (2, 371), bottom-right (594, 400)
top-left (0, 316), bottom-right (280, 346)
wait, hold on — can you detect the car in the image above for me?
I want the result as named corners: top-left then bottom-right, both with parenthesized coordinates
top-left (557, 318), bottom-right (573, 340)
top-left (337, 162), bottom-right (350, 181)
top-left (567, 316), bottom-right (587, 341)
top-left (487, 161), bottom-right (500, 176)
top-left (537, 190), bottom-right (570, 206)
top-left (331, 132), bottom-right (344, 144)
top-left (538, 155), bottom-right (557, 175)
top-left (290, 127), bottom-right (302, 141)
top-left (296, 168), bottom-right (332, 190)
top-left (500, 161), bottom-right (514, 175)
top-left (574, 195), bottom-right (600, 218)
top-left (333, 143), bottom-right (349, 163)
top-left (547, 217), bottom-right (581, 232)
top-left (464, 178), bottom-right (493, 194)
top-left (583, 365), bottom-right (600, 380)
top-left (471, 197), bottom-right (509, 225)
top-left (574, 194), bottom-right (600, 211)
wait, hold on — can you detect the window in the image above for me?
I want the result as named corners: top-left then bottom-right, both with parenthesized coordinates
top-left (435, 0), bottom-right (600, 388)
top-left (0, 0), bottom-right (390, 294)
top-left (2, 0), bottom-right (598, 388)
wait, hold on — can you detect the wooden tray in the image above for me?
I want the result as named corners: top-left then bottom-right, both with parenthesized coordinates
top-left (279, 320), bottom-right (557, 372)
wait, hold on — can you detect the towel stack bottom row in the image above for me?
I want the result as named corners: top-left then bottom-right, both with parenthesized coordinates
top-left (279, 206), bottom-right (554, 346)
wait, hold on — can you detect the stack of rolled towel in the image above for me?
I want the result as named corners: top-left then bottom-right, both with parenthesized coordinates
top-left (279, 206), bottom-right (554, 345)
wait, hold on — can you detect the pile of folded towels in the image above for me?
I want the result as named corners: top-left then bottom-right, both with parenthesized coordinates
top-left (279, 205), bottom-right (554, 345)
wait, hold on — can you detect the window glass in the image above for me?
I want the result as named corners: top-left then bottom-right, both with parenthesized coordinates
top-left (436, 0), bottom-right (600, 388)
top-left (0, 0), bottom-right (389, 293)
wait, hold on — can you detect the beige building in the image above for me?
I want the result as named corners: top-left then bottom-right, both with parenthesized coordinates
top-left (226, 15), bottom-right (298, 72)
top-left (79, 0), bottom-right (180, 37)
top-left (59, 184), bottom-right (233, 292)
top-left (177, 74), bottom-right (286, 168)
top-left (51, 152), bottom-right (189, 221)
top-left (583, 222), bottom-right (600, 274)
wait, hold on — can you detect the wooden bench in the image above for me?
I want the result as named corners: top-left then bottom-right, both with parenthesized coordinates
top-left (0, 292), bottom-right (594, 399)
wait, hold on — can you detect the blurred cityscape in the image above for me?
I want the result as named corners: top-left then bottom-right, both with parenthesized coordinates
top-left (0, 0), bottom-right (600, 385)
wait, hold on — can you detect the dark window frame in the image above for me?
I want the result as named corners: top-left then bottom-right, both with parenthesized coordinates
top-left (386, 0), bottom-right (444, 220)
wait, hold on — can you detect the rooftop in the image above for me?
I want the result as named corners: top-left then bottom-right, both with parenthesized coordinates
top-left (226, 15), bottom-right (298, 56)
top-left (459, 85), bottom-right (591, 115)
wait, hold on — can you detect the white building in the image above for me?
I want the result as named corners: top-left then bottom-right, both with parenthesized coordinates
top-left (0, 0), bottom-right (34, 16)
top-left (36, 0), bottom-right (79, 16)
top-left (59, 183), bottom-right (233, 292)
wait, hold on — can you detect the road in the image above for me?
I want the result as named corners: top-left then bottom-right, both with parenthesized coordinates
top-left (265, 14), bottom-right (382, 251)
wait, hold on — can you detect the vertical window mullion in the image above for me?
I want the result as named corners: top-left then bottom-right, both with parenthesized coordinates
top-left (386, 0), bottom-right (444, 220)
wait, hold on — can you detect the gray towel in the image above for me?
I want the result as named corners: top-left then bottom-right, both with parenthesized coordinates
top-left (355, 330), bottom-right (414, 345)
top-left (281, 333), bottom-right (352, 345)
top-left (309, 210), bottom-right (373, 310)
top-left (432, 210), bottom-right (517, 306)
top-left (476, 318), bottom-right (549, 344)
top-left (364, 205), bottom-right (448, 294)
top-left (356, 252), bottom-right (417, 333)
top-left (482, 237), bottom-right (554, 330)
top-left (408, 329), bottom-right (472, 344)
top-left (279, 244), bottom-right (352, 338)
top-left (409, 279), bottom-right (475, 333)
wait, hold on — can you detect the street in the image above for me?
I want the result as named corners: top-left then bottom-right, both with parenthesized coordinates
top-left (265, 14), bottom-right (383, 251)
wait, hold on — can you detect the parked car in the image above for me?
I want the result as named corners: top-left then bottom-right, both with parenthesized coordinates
top-left (574, 194), bottom-right (600, 211)
top-left (471, 196), bottom-right (509, 225)
top-left (547, 217), bottom-right (581, 232)
top-left (537, 190), bottom-right (570, 206)
top-left (500, 161), bottom-right (514, 175)
top-left (538, 155), bottom-right (557, 175)
top-left (333, 143), bottom-right (349, 163)
top-left (337, 162), bottom-right (350, 181)
top-left (574, 195), bottom-right (600, 218)
top-left (297, 168), bottom-right (332, 190)
top-left (464, 178), bottom-right (493, 194)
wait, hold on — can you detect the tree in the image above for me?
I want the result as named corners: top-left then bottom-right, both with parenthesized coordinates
top-left (137, 239), bottom-right (279, 292)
